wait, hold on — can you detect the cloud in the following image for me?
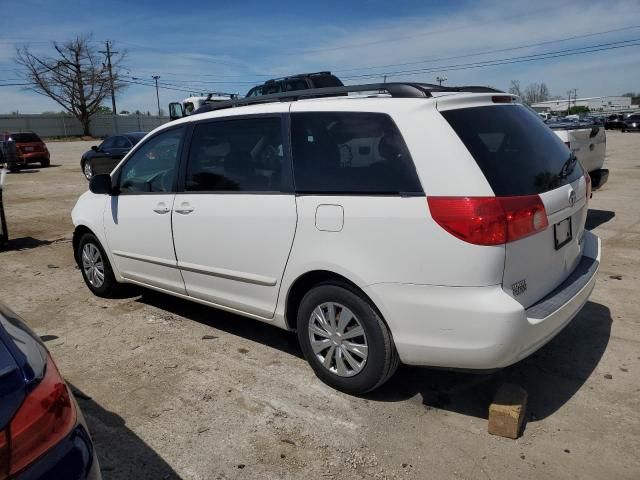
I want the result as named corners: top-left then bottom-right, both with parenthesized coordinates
top-left (1, 0), bottom-right (639, 113)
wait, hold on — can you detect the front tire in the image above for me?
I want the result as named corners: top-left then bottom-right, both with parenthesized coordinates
top-left (297, 282), bottom-right (399, 394)
top-left (76, 233), bottom-right (120, 297)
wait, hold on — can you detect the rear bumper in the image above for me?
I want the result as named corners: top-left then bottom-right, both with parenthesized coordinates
top-left (16, 152), bottom-right (49, 163)
top-left (590, 168), bottom-right (609, 190)
top-left (370, 230), bottom-right (601, 369)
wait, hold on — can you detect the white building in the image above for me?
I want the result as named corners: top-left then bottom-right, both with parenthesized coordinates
top-left (531, 96), bottom-right (637, 113)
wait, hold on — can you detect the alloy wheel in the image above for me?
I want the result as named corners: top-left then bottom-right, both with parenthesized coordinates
top-left (83, 162), bottom-right (93, 179)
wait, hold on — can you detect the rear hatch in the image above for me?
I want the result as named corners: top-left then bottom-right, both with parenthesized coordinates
top-left (10, 133), bottom-right (45, 154)
top-left (549, 124), bottom-right (606, 173)
top-left (440, 102), bottom-right (589, 309)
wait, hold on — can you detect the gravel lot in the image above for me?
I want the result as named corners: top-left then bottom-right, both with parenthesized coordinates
top-left (0, 133), bottom-right (638, 479)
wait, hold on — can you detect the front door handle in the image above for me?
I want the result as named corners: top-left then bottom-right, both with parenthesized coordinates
top-left (153, 202), bottom-right (170, 214)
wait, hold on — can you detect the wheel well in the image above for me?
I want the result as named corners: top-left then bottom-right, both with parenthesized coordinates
top-left (284, 270), bottom-right (380, 331)
top-left (72, 225), bottom-right (93, 263)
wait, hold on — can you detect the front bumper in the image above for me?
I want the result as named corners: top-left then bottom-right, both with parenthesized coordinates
top-left (369, 230), bottom-right (601, 370)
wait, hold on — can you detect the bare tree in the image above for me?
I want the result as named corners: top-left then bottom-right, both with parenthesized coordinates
top-left (508, 80), bottom-right (523, 98)
top-left (16, 36), bottom-right (126, 136)
top-left (523, 82), bottom-right (551, 105)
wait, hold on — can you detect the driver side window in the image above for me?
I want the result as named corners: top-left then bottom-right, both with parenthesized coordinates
top-left (118, 127), bottom-right (184, 194)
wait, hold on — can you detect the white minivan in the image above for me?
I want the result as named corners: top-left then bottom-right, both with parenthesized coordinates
top-left (72, 83), bottom-right (600, 394)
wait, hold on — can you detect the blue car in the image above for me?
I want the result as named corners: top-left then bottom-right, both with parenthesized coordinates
top-left (0, 303), bottom-right (100, 480)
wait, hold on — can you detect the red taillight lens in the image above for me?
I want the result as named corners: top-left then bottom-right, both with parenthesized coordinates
top-left (7, 356), bottom-right (76, 475)
top-left (427, 195), bottom-right (548, 246)
top-left (0, 431), bottom-right (8, 479)
top-left (584, 171), bottom-right (592, 200)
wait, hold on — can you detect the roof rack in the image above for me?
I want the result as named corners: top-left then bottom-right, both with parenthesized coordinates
top-left (193, 82), bottom-right (505, 115)
top-left (264, 71), bottom-right (334, 84)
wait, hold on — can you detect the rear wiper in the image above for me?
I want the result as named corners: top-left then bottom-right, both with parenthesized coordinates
top-left (559, 154), bottom-right (578, 179)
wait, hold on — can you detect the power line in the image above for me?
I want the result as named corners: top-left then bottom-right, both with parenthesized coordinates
top-left (340, 38), bottom-right (640, 80)
top-left (332, 24), bottom-right (640, 74)
top-left (287, 4), bottom-right (555, 55)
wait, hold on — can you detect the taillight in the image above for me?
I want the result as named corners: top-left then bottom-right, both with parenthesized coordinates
top-left (0, 356), bottom-right (76, 478)
top-left (585, 171), bottom-right (592, 200)
top-left (427, 195), bottom-right (549, 246)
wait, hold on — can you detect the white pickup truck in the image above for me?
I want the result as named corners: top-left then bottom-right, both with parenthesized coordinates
top-left (547, 121), bottom-right (609, 190)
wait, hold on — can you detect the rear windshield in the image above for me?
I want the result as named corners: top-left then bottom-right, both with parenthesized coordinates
top-left (10, 133), bottom-right (41, 143)
top-left (441, 105), bottom-right (583, 196)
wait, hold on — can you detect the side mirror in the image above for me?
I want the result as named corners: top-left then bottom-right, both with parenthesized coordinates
top-left (89, 174), bottom-right (113, 195)
top-left (91, 145), bottom-right (99, 152)
top-left (169, 102), bottom-right (184, 121)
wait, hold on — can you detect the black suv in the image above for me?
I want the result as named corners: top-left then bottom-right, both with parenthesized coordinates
top-left (245, 71), bottom-right (343, 97)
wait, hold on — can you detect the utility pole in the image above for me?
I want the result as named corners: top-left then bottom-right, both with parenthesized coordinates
top-left (436, 76), bottom-right (447, 86)
top-left (572, 88), bottom-right (578, 110)
top-left (152, 75), bottom-right (161, 117)
top-left (567, 90), bottom-right (572, 115)
top-left (383, 75), bottom-right (387, 84)
top-left (99, 41), bottom-right (119, 133)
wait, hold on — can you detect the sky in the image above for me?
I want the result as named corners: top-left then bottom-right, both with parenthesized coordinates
top-left (0, 0), bottom-right (639, 114)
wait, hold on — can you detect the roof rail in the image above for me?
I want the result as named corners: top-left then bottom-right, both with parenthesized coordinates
top-left (192, 82), bottom-right (505, 115)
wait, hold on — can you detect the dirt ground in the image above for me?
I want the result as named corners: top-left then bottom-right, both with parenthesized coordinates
top-left (0, 133), bottom-right (638, 480)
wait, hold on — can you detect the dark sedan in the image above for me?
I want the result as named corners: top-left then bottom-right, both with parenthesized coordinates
top-left (81, 132), bottom-right (146, 180)
top-left (622, 113), bottom-right (640, 132)
top-left (604, 114), bottom-right (626, 130)
top-left (0, 302), bottom-right (101, 479)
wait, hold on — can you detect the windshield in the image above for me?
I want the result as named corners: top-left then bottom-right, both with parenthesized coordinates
top-left (441, 104), bottom-right (583, 196)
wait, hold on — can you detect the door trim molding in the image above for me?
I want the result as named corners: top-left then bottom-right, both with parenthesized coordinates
top-left (112, 250), bottom-right (177, 268)
top-left (177, 260), bottom-right (277, 286)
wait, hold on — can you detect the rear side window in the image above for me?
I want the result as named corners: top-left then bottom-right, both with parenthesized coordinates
top-left (186, 117), bottom-right (286, 192)
top-left (291, 112), bottom-right (422, 194)
top-left (441, 105), bottom-right (583, 196)
top-left (10, 133), bottom-right (41, 143)
top-left (310, 75), bottom-right (343, 88)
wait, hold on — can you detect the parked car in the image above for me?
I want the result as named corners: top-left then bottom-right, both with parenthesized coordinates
top-left (604, 114), bottom-right (626, 130)
top-left (245, 71), bottom-right (343, 97)
top-left (0, 132), bottom-right (49, 170)
top-left (80, 132), bottom-right (147, 180)
top-left (546, 121), bottom-right (608, 189)
top-left (621, 113), bottom-right (640, 132)
top-left (0, 302), bottom-right (101, 479)
top-left (72, 83), bottom-right (600, 394)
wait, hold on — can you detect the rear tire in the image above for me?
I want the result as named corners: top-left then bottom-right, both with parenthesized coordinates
top-left (40, 159), bottom-right (50, 168)
top-left (297, 282), bottom-right (399, 395)
top-left (76, 232), bottom-right (121, 297)
top-left (82, 160), bottom-right (93, 180)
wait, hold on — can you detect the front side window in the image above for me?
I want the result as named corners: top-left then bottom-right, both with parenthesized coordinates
top-left (99, 137), bottom-right (116, 150)
top-left (117, 127), bottom-right (184, 193)
top-left (291, 112), bottom-right (422, 194)
top-left (186, 117), bottom-right (285, 192)
top-left (113, 136), bottom-right (131, 148)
